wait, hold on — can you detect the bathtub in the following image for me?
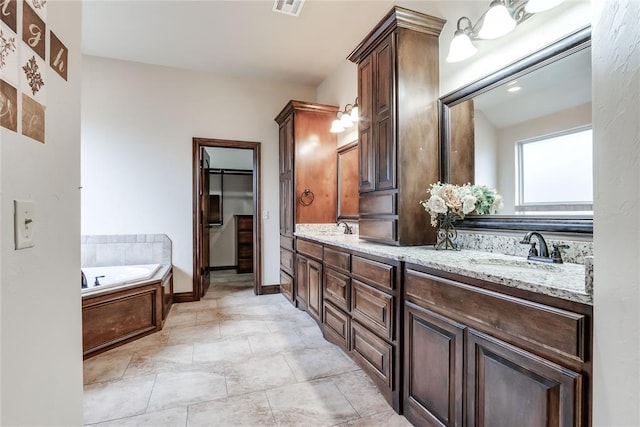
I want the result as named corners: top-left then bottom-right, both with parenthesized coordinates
top-left (82, 264), bottom-right (161, 293)
top-left (82, 263), bottom-right (173, 359)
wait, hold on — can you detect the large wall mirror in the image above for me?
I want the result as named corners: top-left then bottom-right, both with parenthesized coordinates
top-left (337, 140), bottom-right (359, 220)
top-left (440, 26), bottom-right (592, 234)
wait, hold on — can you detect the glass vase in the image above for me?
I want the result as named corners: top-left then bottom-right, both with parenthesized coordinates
top-left (435, 212), bottom-right (460, 251)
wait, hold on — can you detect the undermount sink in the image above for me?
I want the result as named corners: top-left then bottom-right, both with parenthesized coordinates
top-left (468, 257), bottom-right (561, 272)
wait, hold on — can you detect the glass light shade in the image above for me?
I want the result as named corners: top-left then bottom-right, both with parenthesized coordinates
top-left (446, 31), bottom-right (478, 63)
top-left (330, 119), bottom-right (344, 133)
top-left (340, 112), bottom-right (354, 128)
top-left (350, 105), bottom-right (359, 121)
top-left (478, 2), bottom-right (516, 39)
top-left (525, 0), bottom-right (564, 13)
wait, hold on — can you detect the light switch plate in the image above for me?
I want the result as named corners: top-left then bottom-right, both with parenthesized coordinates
top-left (14, 200), bottom-right (35, 250)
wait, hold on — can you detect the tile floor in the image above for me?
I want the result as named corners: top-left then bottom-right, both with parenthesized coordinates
top-left (83, 271), bottom-right (411, 426)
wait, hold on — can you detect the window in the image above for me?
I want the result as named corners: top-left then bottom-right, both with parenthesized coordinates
top-left (516, 127), bottom-right (593, 214)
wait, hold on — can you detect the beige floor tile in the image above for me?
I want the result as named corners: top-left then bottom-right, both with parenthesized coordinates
top-left (84, 352), bottom-right (132, 385)
top-left (283, 345), bottom-right (359, 382)
top-left (330, 370), bottom-right (392, 417)
top-left (146, 370), bottom-right (227, 412)
top-left (172, 299), bottom-right (218, 314)
top-left (295, 325), bottom-right (335, 349)
top-left (339, 410), bottom-right (414, 426)
top-left (123, 344), bottom-right (194, 378)
top-left (248, 330), bottom-right (306, 355)
top-left (219, 319), bottom-right (271, 338)
top-left (167, 322), bottom-right (221, 345)
top-left (164, 311), bottom-right (197, 328)
top-left (83, 375), bottom-right (156, 425)
top-left (264, 315), bottom-right (317, 333)
top-left (195, 309), bottom-right (223, 325)
top-left (225, 354), bottom-right (297, 396)
top-left (87, 407), bottom-right (187, 426)
top-left (193, 337), bottom-right (252, 364)
top-left (266, 378), bottom-right (360, 427)
top-left (187, 391), bottom-right (276, 427)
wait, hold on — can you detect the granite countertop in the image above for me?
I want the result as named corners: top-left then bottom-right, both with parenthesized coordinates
top-left (295, 232), bottom-right (592, 305)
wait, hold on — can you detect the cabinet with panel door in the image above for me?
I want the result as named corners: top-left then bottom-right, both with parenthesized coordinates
top-left (348, 7), bottom-right (445, 246)
top-left (275, 101), bottom-right (338, 305)
top-left (403, 263), bottom-right (592, 427)
top-left (295, 238), bottom-right (324, 324)
top-left (321, 244), bottom-right (402, 412)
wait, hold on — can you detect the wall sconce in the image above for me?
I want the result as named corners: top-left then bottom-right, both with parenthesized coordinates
top-left (446, 0), bottom-right (564, 63)
top-left (330, 98), bottom-right (359, 133)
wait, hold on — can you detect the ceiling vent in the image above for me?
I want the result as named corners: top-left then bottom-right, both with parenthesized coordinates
top-left (272, 0), bottom-right (305, 17)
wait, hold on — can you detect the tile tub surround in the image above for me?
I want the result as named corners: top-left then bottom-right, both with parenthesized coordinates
top-left (81, 234), bottom-right (172, 267)
top-left (294, 232), bottom-right (592, 305)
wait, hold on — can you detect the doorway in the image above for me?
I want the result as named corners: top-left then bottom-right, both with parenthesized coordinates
top-left (193, 137), bottom-right (265, 298)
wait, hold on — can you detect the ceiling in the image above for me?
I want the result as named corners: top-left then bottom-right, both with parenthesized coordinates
top-left (473, 45), bottom-right (591, 129)
top-left (81, 0), bottom-right (402, 86)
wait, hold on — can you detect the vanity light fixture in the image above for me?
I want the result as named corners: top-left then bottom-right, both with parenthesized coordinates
top-left (446, 0), bottom-right (565, 63)
top-left (330, 99), bottom-right (360, 133)
top-left (330, 113), bottom-right (345, 133)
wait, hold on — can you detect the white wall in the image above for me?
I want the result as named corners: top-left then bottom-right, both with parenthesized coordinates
top-left (0, 1), bottom-right (84, 424)
top-left (81, 56), bottom-right (316, 293)
top-left (474, 110), bottom-right (498, 189)
top-left (592, 0), bottom-right (640, 424)
top-left (316, 60), bottom-right (358, 147)
top-left (496, 103), bottom-right (592, 213)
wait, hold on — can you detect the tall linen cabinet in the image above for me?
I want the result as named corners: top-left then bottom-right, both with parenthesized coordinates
top-left (348, 7), bottom-right (445, 246)
top-left (275, 100), bottom-right (339, 305)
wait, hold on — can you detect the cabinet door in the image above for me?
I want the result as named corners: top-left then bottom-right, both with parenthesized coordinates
top-left (278, 115), bottom-right (295, 237)
top-left (295, 255), bottom-right (308, 310)
top-left (358, 55), bottom-right (374, 193)
top-left (467, 330), bottom-right (582, 427)
top-left (307, 259), bottom-right (323, 322)
top-left (404, 302), bottom-right (464, 427)
top-left (373, 35), bottom-right (395, 191)
top-left (280, 270), bottom-right (294, 304)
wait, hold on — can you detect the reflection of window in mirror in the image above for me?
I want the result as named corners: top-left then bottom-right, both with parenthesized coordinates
top-left (516, 126), bottom-right (593, 215)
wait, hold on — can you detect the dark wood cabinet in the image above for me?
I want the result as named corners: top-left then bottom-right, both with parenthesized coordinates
top-left (276, 101), bottom-right (338, 300)
top-left (467, 330), bottom-right (582, 427)
top-left (320, 244), bottom-right (402, 412)
top-left (235, 215), bottom-right (253, 274)
top-left (348, 7), bottom-right (445, 246)
top-left (295, 238), bottom-right (324, 324)
top-left (403, 263), bottom-right (592, 427)
top-left (404, 302), bottom-right (464, 427)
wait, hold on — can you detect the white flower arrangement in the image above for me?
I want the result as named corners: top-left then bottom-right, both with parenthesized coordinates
top-left (420, 182), bottom-right (503, 227)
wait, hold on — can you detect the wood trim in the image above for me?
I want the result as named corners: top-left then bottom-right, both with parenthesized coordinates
top-left (173, 292), bottom-right (196, 303)
top-left (348, 6), bottom-right (445, 64)
top-left (260, 284), bottom-right (281, 295)
top-left (208, 265), bottom-right (236, 271)
top-left (193, 138), bottom-right (264, 297)
top-left (275, 100), bottom-right (339, 125)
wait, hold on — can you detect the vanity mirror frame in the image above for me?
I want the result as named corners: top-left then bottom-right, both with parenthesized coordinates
top-left (439, 25), bottom-right (592, 234)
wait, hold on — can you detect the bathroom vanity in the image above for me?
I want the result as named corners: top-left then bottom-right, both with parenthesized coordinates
top-left (292, 231), bottom-right (592, 427)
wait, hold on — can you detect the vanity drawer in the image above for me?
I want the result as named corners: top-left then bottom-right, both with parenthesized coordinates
top-left (404, 268), bottom-right (587, 361)
top-left (352, 255), bottom-right (395, 291)
top-left (323, 301), bottom-right (350, 351)
top-left (351, 320), bottom-right (393, 388)
top-left (324, 267), bottom-right (350, 312)
top-left (360, 192), bottom-right (396, 215)
top-left (280, 270), bottom-right (294, 303)
top-left (359, 219), bottom-right (397, 243)
top-left (280, 248), bottom-right (294, 275)
top-left (324, 247), bottom-right (350, 273)
top-left (296, 239), bottom-right (323, 260)
top-left (280, 235), bottom-right (294, 251)
top-left (352, 280), bottom-right (394, 341)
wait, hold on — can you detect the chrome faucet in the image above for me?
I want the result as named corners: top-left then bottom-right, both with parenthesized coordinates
top-left (337, 221), bottom-right (353, 235)
top-left (519, 231), bottom-right (568, 263)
